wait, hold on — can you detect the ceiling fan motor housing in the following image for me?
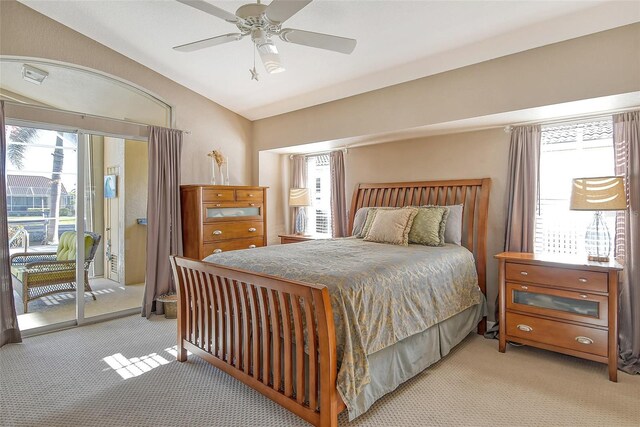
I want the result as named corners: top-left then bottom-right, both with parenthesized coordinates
top-left (235, 3), bottom-right (281, 35)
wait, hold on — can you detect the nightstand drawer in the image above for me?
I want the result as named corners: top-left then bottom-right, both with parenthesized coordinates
top-left (506, 312), bottom-right (608, 357)
top-left (506, 262), bottom-right (607, 293)
top-left (203, 221), bottom-right (263, 242)
top-left (506, 282), bottom-right (608, 327)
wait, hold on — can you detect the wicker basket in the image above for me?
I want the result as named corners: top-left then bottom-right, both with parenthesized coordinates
top-left (157, 293), bottom-right (177, 319)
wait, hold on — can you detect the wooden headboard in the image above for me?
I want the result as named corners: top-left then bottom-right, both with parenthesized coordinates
top-left (348, 178), bottom-right (492, 300)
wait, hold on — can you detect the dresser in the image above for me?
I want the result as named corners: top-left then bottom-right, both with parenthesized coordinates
top-left (495, 252), bottom-right (622, 381)
top-left (181, 185), bottom-right (267, 259)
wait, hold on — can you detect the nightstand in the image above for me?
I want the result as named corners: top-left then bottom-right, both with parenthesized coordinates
top-left (495, 252), bottom-right (622, 382)
top-left (278, 234), bottom-right (325, 244)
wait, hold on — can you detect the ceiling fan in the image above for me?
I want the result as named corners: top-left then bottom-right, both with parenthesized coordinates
top-left (173, 0), bottom-right (357, 76)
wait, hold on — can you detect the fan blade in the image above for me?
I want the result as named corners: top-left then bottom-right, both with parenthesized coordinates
top-left (265, 0), bottom-right (313, 24)
top-left (280, 29), bottom-right (356, 54)
top-left (176, 0), bottom-right (238, 23)
top-left (257, 43), bottom-right (286, 74)
top-left (173, 33), bottom-right (243, 52)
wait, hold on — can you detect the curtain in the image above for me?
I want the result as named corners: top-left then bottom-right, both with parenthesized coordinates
top-left (0, 101), bottom-right (22, 347)
top-left (330, 150), bottom-right (348, 237)
top-left (290, 155), bottom-right (307, 234)
top-left (486, 124), bottom-right (541, 339)
top-left (504, 125), bottom-right (541, 252)
top-left (142, 126), bottom-right (183, 318)
top-left (613, 110), bottom-right (640, 374)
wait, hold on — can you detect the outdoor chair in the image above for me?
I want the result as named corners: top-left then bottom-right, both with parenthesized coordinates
top-left (10, 231), bottom-right (102, 313)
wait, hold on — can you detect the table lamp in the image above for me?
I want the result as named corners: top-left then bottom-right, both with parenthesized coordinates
top-left (289, 188), bottom-right (311, 235)
top-left (570, 176), bottom-right (627, 262)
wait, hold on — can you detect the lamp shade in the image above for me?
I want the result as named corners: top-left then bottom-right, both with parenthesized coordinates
top-left (289, 188), bottom-right (311, 207)
top-left (570, 176), bottom-right (627, 211)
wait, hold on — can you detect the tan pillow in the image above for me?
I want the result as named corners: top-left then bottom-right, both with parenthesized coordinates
top-left (364, 207), bottom-right (418, 246)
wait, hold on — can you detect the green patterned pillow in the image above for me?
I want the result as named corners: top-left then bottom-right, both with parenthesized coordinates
top-left (408, 206), bottom-right (449, 246)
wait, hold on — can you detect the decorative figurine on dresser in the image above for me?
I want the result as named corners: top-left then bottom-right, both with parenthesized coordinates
top-left (495, 252), bottom-right (622, 381)
top-left (181, 185), bottom-right (267, 258)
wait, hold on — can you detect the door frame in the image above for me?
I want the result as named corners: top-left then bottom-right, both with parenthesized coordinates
top-left (5, 118), bottom-right (149, 337)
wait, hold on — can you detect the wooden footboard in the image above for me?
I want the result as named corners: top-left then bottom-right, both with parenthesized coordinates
top-left (170, 256), bottom-right (343, 427)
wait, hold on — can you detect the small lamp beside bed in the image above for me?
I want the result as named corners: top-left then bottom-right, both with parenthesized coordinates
top-left (289, 188), bottom-right (311, 235)
top-left (569, 176), bottom-right (626, 262)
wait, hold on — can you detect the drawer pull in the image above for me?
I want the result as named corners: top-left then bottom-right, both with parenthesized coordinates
top-left (216, 193), bottom-right (223, 197)
top-left (575, 336), bottom-right (594, 345)
top-left (213, 249), bottom-right (222, 254)
top-left (248, 227), bottom-right (257, 232)
top-left (248, 194), bottom-right (254, 197)
top-left (579, 294), bottom-right (588, 299)
top-left (516, 324), bottom-right (533, 332)
top-left (214, 203), bottom-right (221, 207)
top-left (578, 278), bottom-right (588, 283)
top-left (520, 271), bottom-right (528, 276)
top-left (521, 285), bottom-right (528, 290)
top-left (248, 244), bottom-right (256, 249)
top-left (249, 203), bottom-right (256, 206)
top-left (213, 230), bottom-right (222, 235)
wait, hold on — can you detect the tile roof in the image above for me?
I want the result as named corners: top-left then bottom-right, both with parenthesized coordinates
top-left (542, 120), bottom-right (613, 144)
top-left (6, 174), bottom-right (69, 196)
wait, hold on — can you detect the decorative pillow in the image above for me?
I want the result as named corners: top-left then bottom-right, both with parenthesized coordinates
top-left (351, 207), bottom-right (371, 237)
top-left (364, 207), bottom-right (418, 246)
top-left (356, 207), bottom-right (395, 238)
top-left (443, 204), bottom-right (463, 245)
top-left (408, 206), bottom-right (449, 246)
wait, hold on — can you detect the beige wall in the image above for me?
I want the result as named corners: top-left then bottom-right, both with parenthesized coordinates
top-left (258, 151), bottom-right (288, 244)
top-left (0, 0), bottom-right (252, 186)
top-left (124, 139), bottom-right (147, 285)
top-left (253, 23), bottom-right (639, 179)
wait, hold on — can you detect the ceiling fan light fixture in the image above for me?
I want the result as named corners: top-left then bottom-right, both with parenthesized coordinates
top-left (261, 53), bottom-right (286, 74)
top-left (256, 39), bottom-right (278, 55)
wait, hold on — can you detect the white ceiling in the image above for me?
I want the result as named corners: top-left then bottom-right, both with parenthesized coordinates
top-left (18, 1), bottom-right (640, 121)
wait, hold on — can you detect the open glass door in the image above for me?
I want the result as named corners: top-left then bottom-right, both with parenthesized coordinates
top-left (6, 124), bottom-right (146, 335)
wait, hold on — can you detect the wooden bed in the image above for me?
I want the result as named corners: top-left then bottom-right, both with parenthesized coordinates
top-left (170, 178), bottom-right (491, 427)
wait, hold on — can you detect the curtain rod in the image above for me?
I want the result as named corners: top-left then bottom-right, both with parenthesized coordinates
top-left (288, 147), bottom-right (348, 159)
top-left (505, 105), bottom-right (640, 131)
top-left (1, 99), bottom-right (191, 134)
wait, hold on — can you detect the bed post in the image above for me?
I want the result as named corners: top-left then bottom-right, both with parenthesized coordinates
top-left (170, 256), bottom-right (188, 362)
top-left (315, 287), bottom-right (339, 427)
top-left (476, 178), bottom-right (492, 335)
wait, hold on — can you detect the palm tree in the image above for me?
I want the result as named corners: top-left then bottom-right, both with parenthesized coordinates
top-left (7, 126), bottom-right (67, 244)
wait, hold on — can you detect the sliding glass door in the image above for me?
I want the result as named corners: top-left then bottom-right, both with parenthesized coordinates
top-left (5, 123), bottom-right (146, 335)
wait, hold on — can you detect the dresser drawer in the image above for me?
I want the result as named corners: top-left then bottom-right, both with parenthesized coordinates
top-left (203, 189), bottom-right (235, 202)
top-left (203, 237), bottom-right (264, 256)
top-left (203, 221), bottom-right (263, 242)
top-left (505, 262), bottom-right (607, 293)
top-left (235, 189), bottom-right (263, 201)
top-left (203, 203), bottom-right (263, 221)
top-left (506, 282), bottom-right (608, 327)
top-left (506, 312), bottom-right (608, 357)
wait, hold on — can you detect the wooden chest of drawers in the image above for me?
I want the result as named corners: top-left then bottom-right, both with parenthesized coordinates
top-left (181, 185), bottom-right (267, 259)
top-left (496, 252), bottom-right (622, 381)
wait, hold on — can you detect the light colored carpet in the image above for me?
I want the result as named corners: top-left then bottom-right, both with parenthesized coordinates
top-left (1, 315), bottom-right (638, 427)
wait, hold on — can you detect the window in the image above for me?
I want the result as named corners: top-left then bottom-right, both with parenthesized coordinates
top-left (535, 119), bottom-right (615, 256)
top-left (306, 154), bottom-right (332, 237)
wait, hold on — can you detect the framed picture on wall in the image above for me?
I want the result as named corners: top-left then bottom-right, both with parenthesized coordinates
top-left (104, 175), bottom-right (117, 199)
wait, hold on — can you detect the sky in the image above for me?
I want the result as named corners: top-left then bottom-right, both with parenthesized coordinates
top-left (5, 127), bottom-right (79, 191)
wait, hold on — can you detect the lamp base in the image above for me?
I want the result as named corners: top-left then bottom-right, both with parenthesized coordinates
top-left (588, 255), bottom-right (610, 263)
